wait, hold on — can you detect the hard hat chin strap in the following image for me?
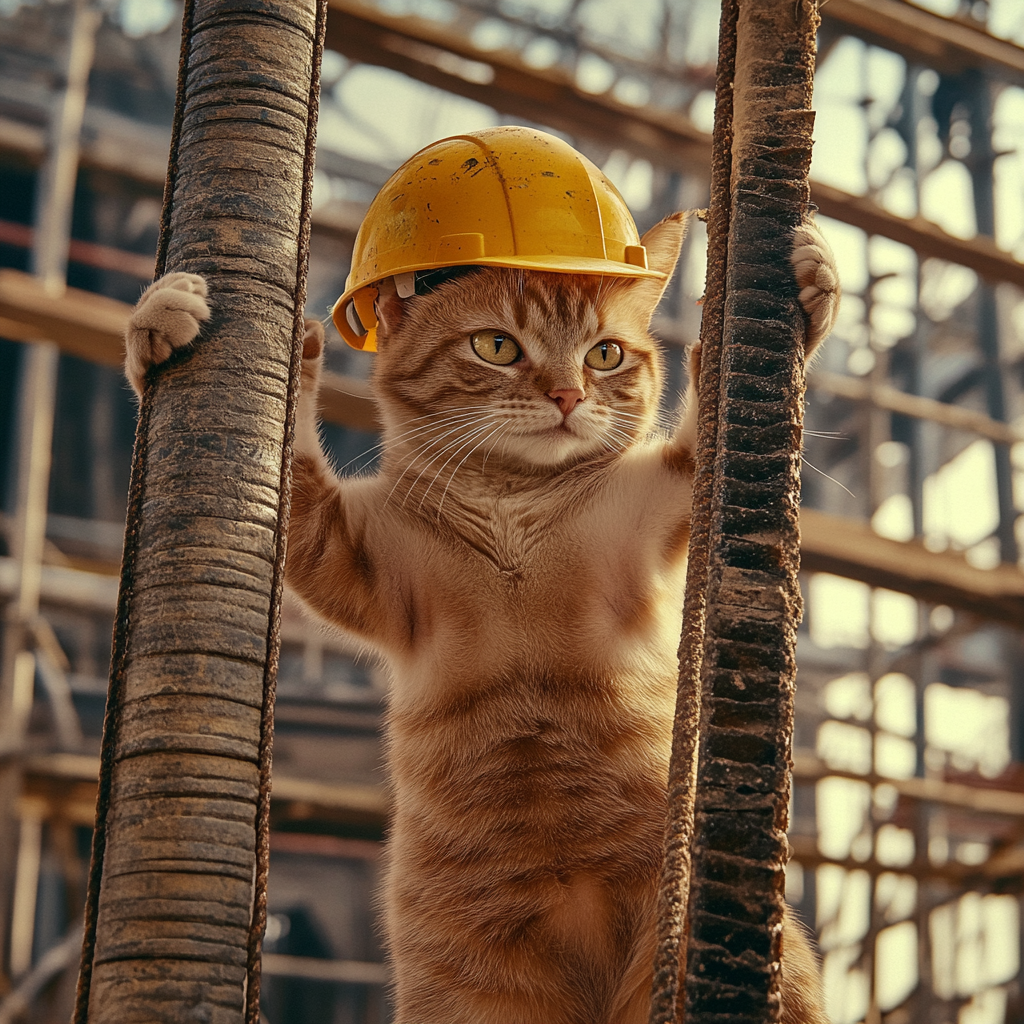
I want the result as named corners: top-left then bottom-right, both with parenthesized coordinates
top-left (345, 299), bottom-right (367, 338)
top-left (338, 265), bottom-right (484, 349)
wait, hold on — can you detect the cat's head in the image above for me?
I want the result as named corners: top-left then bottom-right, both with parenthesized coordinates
top-left (370, 213), bottom-right (688, 473)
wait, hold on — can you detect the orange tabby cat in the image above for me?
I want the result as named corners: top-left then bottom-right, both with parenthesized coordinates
top-left (125, 213), bottom-right (838, 1024)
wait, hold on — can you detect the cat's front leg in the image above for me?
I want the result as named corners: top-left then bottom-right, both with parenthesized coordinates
top-left (285, 324), bottom-right (402, 648)
top-left (294, 317), bottom-right (327, 459)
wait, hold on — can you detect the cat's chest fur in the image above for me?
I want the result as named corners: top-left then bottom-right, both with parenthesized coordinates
top-left (453, 482), bottom-right (553, 579)
top-left (378, 458), bottom-right (687, 697)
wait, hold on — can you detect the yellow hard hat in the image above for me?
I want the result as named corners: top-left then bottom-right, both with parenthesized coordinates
top-left (332, 126), bottom-right (664, 351)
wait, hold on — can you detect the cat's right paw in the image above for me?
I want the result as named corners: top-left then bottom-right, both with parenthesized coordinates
top-left (125, 272), bottom-right (210, 397)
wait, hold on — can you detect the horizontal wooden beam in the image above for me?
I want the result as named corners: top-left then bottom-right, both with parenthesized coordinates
top-left (0, 268), bottom-right (375, 429)
top-left (261, 954), bottom-right (387, 985)
top-left (791, 749), bottom-right (1024, 884)
top-left (792, 751), bottom-right (1024, 817)
top-left (811, 181), bottom-right (1024, 290)
top-left (809, 369), bottom-right (1024, 445)
top-left (22, 753), bottom-right (387, 830)
top-left (0, 218), bottom-right (156, 280)
top-left (0, 554), bottom-right (118, 616)
top-left (821, 0), bottom-right (1024, 86)
top-left (800, 507), bottom-right (1024, 626)
top-left (0, 268), bottom-right (131, 366)
top-left (786, 749), bottom-right (1024, 884)
top-left (269, 774), bottom-right (386, 830)
top-left (787, 833), bottom-right (1006, 886)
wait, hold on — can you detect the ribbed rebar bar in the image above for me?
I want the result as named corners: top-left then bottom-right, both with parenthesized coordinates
top-left (682, 1), bottom-right (820, 1021)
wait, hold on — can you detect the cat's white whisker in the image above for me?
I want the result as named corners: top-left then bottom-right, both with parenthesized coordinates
top-left (385, 413), bottom-right (488, 456)
top-left (371, 413), bottom-right (490, 479)
top-left (336, 412), bottom-right (486, 476)
top-left (417, 420), bottom-right (503, 511)
top-left (603, 424), bottom-right (631, 444)
top-left (388, 408), bottom-right (494, 441)
top-left (611, 408), bottom-right (667, 431)
top-left (604, 421), bottom-right (638, 447)
top-left (389, 405), bottom-right (496, 432)
top-left (436, 421), bottom-right (511, 515)
top-left (377, 410), bottom-right (499, 475)
top-left (801, 455), bottom-right (857, 498)
top-left (384, 415), bottom-right (496, 508)
top-left (394, 419), bottom-right (498, 510)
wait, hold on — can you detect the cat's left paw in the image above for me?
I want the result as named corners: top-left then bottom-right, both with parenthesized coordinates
top-left (791, 219), bottom-right (840, 356)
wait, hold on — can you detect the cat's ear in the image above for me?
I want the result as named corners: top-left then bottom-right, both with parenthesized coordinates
top-left (617, 212), bottom-right (689, 321)
top-left (640, 211), bottom-right (689, 290)
top-left (374, 277), bottom-right (405, 339)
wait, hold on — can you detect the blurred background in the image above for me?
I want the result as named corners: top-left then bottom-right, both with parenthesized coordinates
top-left (1, 0), bottom-right (1024, 1021)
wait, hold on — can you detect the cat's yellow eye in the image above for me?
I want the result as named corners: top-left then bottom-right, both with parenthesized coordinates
top-left (584, 341), bottom-right (624, 371)
top-left (471, 330), bottom-right (521, 366)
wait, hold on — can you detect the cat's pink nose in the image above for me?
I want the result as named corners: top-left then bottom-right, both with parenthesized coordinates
top-left (548, 388), bottom-right (585, 416)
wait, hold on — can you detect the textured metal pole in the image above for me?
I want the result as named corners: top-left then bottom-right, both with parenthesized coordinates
top-left (683, 1), bottom-right (819, 1022)
top-left (74, 2), bottom-right (325, 1020)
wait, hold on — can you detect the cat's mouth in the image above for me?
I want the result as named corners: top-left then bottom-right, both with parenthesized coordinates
top-left (530, 421), bottom-right (577, 439)
top-left (532, 414), bottom-right (579, 435)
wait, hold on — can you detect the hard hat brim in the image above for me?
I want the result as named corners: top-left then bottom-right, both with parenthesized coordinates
top-left (332, 256), bottom-right (666, 351)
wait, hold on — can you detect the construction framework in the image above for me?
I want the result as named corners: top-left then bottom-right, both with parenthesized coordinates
top-left (0, 1), bottom-right (1023, 1023)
